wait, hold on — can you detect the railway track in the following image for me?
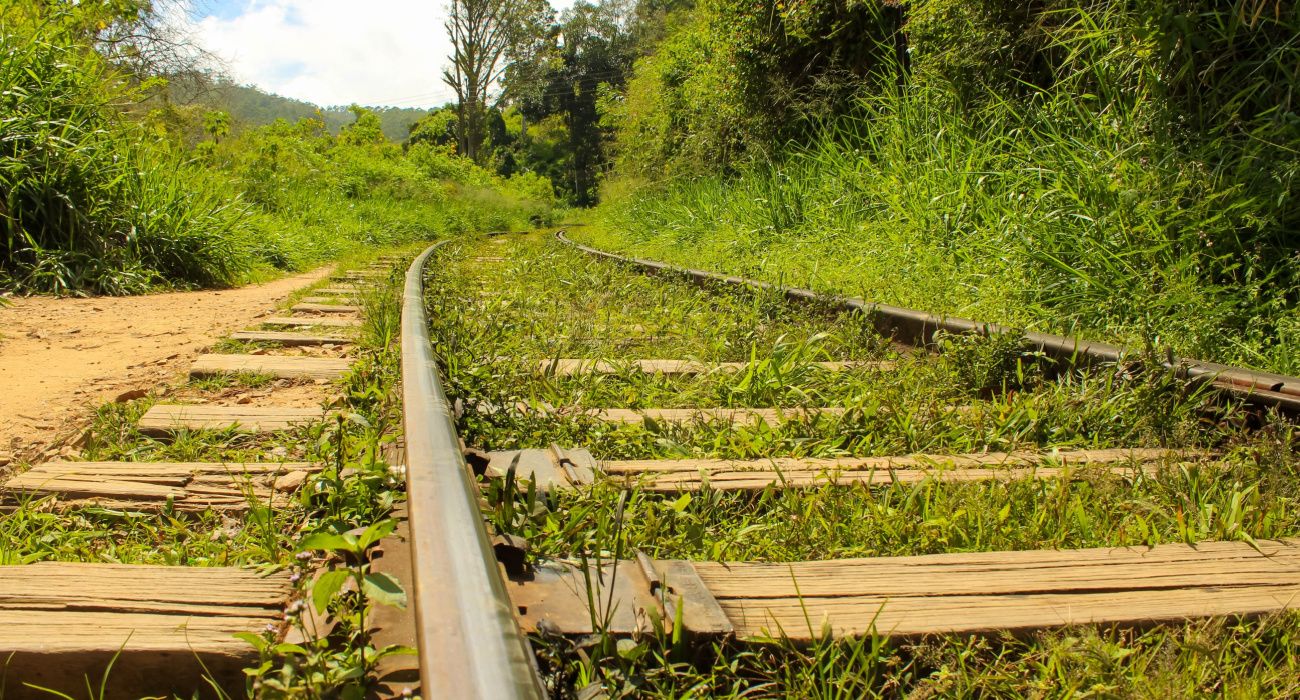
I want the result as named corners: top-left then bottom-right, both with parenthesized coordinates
top-left (4, 231), bottom-right (1300, 697)
top-left (0, 256), bottom-right (412, 697)
top-left (407, 232), bottom-right (1300, 697)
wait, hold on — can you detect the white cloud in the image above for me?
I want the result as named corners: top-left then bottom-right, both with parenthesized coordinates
top-left (184, 0), bottom-right (484, 108)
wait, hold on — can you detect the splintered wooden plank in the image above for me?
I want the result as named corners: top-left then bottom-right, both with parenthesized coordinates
top-left (4, 461), bottom-right (319, 511)
top-left (229, 330), bottom-right (354, 346)
top-left (290, 302), bottom-right (361, 314)
top-left (692, 538), bottom-right (1300, 640)
top-left (190, 353), bottom-right (352, 380)
top-left (0, 562), bottom-right (289, 698)
top-left (603, 448), bottom-right (1206, 491)
top-left (539, 358), bottom-right (888, 377)
top-left (139, 405), bottom-right (330, 435)
top-left (262, 316), bottom-right (362, 328)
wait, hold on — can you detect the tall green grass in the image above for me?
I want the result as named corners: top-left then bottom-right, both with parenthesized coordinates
top-left (0, 11), bottom-right (558, 295)
top-left (592, 0), bottom-right (1300, 374)
top-left (0, 17), bottom-right (259, 293)
top-left (209, 121), bottom-right (555, 274)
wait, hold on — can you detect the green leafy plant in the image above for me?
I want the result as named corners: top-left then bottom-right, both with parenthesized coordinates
top-left (240, 521), bottom-right (412, 699)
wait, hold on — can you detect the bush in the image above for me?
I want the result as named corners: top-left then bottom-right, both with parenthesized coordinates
top-left (0, 10), bottom-right (559, 295)
top-left (595, 0), bottom-right (1300, 373)
top-left (0, 16), bottom-right (257, 293)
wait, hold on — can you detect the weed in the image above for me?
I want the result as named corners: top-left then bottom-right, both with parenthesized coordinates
top-left (189, 372), bottom-right (279, 391)
top-left (243, 520), bottom-right (412, 699)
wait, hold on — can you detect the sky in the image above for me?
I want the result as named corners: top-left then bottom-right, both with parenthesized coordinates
top-left (182, 0), bottom-right (574, 109)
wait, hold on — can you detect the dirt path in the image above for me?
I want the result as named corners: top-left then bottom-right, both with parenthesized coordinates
top-left (0, 267), bottom-right (334, 465)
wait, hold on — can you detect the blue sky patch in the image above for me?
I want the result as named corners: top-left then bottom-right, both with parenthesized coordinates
top-left (195, 0), bottom-right (249, 21)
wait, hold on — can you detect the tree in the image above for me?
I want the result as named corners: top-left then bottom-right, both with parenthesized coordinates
top-left (514, 0), bottom-right (637, 205)
top-left (407, 107), bottom-right (459, 150)
top-left (202, 110), bottom-right (230, 143)
top-left (339, 105), bottom-right (387, 146)
top-left (442, 0), bottom-right (550, 163)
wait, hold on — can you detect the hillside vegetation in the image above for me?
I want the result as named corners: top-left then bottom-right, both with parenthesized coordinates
top-left (576, 0), bottom-right (1300, 374)
top-left (179, 81), bottom-right (431, 142)
top-left (0, 4), bottom-right (553, 295)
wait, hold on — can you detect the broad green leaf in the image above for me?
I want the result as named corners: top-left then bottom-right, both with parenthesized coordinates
top-left (362, 572), bottom-right (407, 609)
top-left (233, 631), bottom-right (268, 651)
top-left (671, 493), bottom-right (692, 513)
top-left (357, 519), bottom-right (397, 550)
top-left (312, 569), bottom-right (351, 615)
top-left (298, 532), bottom-right (353, 553)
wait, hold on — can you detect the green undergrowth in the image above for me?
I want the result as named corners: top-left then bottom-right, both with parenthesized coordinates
top-left (432, 235), bottom-right (1217, 460)
top-left (0, 499), bottom-right (298, 567)
top-left (493, 447), bottom-right (1300, 562)
top-left (0, 6), bottom-right (555, 295)
top-left (429, 233), bottom-right (1300, 697)
top-left (593, 0), bottom-right (1300, 377)
top-left (533, 612), bottom-right (1300, 698)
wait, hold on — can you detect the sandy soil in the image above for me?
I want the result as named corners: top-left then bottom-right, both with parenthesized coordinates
top-left (0, 267), bottom-right (334, 465)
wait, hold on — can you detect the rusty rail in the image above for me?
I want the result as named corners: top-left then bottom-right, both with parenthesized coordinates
top-left (556, 231), bottom-right (1300, 413)
top-left (401, 241), bottom-right (547, 699)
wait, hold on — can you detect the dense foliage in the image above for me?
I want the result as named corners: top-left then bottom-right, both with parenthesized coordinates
top-left (184, 81), bottom-right (431, 142)
top-left (0, 3), bottom-right (554, 295)
top-left (584, 0), bottom-right (1300, 373)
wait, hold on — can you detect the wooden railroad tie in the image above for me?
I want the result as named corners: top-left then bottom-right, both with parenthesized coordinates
top-left (507, 538), bottom-right (1300, 642)
top-left (262, 316), bottom-right (362, 328)
top-left (538, 358), bottom-right (892, 377)
top-left (0, 562), bottom-right (290, 698)
top-left (482, 447), bottom-right (1209, 492)
top-left (229, 330), bottom-right (354, 347)
top-left (290, 302), bottom-right (361, 314)
top-left (139, 405), bottom-right (333, 435)
top-left (2, 461), bottom-right (319, 511)
top-left (300, 296), bottom-right (359, 305)
top-left (313, 287), bottom-right (360, 296)
top-left (190, 353), bottom-right (352, 381)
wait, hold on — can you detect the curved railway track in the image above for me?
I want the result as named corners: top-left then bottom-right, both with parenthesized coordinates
top-left (4, 230), bottom-right (1300, 697)
top-left (399, 231), bottom-right (1300, 696)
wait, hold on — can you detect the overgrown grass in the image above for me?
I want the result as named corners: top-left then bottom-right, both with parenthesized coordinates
top-left (535, 612), bottom-right (1300, 698)
top-left (0, 9), bottom-right (557, 295)
top-left (431, 233), bottom-right (1300, 698)
top-left (591, 1), bottom-right (1300, 376)
top-left (0, 15), bottom-right (258, 294)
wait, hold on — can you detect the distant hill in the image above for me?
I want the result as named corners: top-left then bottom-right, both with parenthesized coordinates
top-left (186, 80), bottom-right (442, 142)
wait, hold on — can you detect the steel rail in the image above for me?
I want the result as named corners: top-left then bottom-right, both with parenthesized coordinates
top-left (556, 231), bottom-right (1300, 413)
top-left (401, 241), bottom-right (547, 699)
